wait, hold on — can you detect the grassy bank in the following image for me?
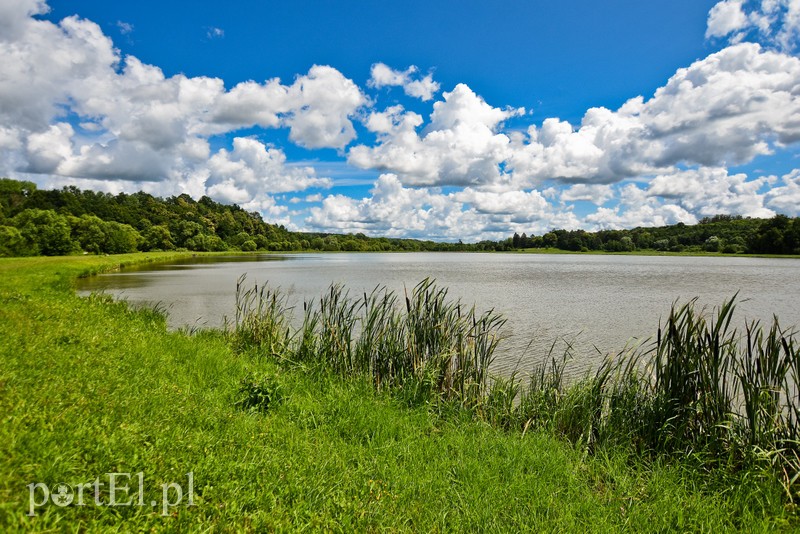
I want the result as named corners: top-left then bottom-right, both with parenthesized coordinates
top-left (0, 253), bottom-right (797, 531)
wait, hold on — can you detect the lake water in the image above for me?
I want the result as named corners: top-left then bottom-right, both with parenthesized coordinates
top-left (76, 253), bottom-right (800, 375)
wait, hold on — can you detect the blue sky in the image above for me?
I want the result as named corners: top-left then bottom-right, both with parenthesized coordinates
top-left (2, 0), bottom-right (800, 240)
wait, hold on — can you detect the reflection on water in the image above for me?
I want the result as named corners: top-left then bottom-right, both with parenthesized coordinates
top-left (76, 252), bottom-right (800, 375)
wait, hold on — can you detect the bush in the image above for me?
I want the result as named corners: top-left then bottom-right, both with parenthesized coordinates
top-left (234, 375), bottom-right (283, 412)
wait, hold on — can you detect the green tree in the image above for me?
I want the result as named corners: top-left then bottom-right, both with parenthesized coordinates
top-left (186, 233), bottom-right (227, 252)
top-left (704, 235), bottom-right (721, 252)
top-left (12, 209), bottom-right (74, 256)
top-left (142, 225), bottom-right (174, 251)
top-left (69, 214), bottom-right (107, 254)
top-left (104, 221), bottom-right (141, 254)
top-left (0, 225), bottom-right (31, 256)
top-left (653, 239), bottom-right (670, 251)
top-left (174, 220), bottom-right (204, 248)
top-left (0, 178), bottom-right (37, 218)
top-left (322, 236), bottom-right (340, 251)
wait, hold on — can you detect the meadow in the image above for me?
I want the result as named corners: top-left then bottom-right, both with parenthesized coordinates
top-left (1, 252), bottom-right (798, 532)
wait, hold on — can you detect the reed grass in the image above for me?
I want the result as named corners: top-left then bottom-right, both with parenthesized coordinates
top-left (232, 278), bottom-right (800, 501)
top-left (233, 278), bottom-right (505, 409)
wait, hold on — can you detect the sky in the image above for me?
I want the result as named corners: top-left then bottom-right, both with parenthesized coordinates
top-left (2, 0), bottom-right (800, 241)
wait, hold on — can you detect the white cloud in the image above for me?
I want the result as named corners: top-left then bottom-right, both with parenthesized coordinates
top-left (205, 137), bottom-right (331, 202)
top-left (369, 63), bottom-right (411, 88)
top-left (353, 43), bottom-right (800, 197)
top-left (305, 174), bottom-right (578, 241)
top-left (117, 21), bottom-right (134, 35)
top-left (282, 65), bottom-right (367, 149)
top-left (586, 202), bottom-right (697, 230)
top-left (560, 184), bottom-right (615, 205)
top-left (208, 67), bottom-right (368, 149)
top-left (368, 62), bottom-right (440, 101)
top-left (646, 167), bottom-right (774, 218)
top-left (706, 0), bottom-right (800, 51)
top-left (766, 169), bottom-right (800, 214)
top-left (2, 1), bottom-right (800, 241)
top-left (706, 0), bottom-right (749, 38)
top-left (208, 78), bottom-right (286, 131)
top-left (206, 26), bottom-right (224, 39)
top-left (349, 84), bottom-right (524, 186)
top-left (0, 0), bottom-right (48, 40)
top-left (585, 167), bottom-right (776, 230)
top-left (0, 5), bottom-right (365, 193)
top-left (404, 74), bottom-right (440, 102)
top-left (509, 43), bottom-right (800, 186)
top-left (584, 183), bottom-right (698, 230)
top-left (23, 123), bottom-right (74, 174)
top-left (453, 188), bottom-right (551, 222)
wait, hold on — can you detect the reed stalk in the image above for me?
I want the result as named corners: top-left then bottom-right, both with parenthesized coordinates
top-left (230, 277), bottom-right (800, 500)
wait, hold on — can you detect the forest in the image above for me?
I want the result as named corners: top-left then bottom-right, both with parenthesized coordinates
top-left (1, 178), bottom-right (798, 256)
top-left (504, 214), bottom-right (800, 255)
top-left (0, 179), bottom-right (468, 256)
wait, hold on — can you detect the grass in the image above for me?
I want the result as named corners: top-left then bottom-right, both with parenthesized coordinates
top-left (0, 253), bottom-right (797, 531)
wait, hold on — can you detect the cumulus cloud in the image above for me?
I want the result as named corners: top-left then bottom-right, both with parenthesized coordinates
top-left (560, 184), bottom-right (615, 205)
top-left (2, 0), bottom-right (800, 241)
top-left (0, 5), bottom-right (366, 169)
top-left (646, 167), bottom-right (774, 218)
top-left (352, 42), bottom-right (800, 199)
top-left (706, 0), bottom-right (749, 39)
top-left (0, 0), bottom-right (48, 40)
top-left (508, 42), bottom-right (800, 187)
top-left (349, 84), bottom-right (524, 186)
top-left (368, 62), bottom-right (440, 101)
top-left (306, 174), bottom-right (578, 241)
top-left (205, 137), bottom-right (331, 202)
top-left (707, 0), bottom-right (800, 50)
top-left (585, 202), bottom-right (698, 231)
top-left (0, 1), bottom-right (362, 222)
top-left (766, 169), bottom-right (800, 214)
top-left (281, 66), bottom-right (367, 149)
top-left (584, 167), bottom-right (776, 230)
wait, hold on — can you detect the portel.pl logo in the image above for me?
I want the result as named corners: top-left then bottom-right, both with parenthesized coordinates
top-left (27, 472), bottom-right (195, 517)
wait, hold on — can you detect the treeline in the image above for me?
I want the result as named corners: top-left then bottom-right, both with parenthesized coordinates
top-left (0, 179), bottom-right (471, 256)
top-left (2, 178), bottom-right (798, 257)
top-left (504, 214), bottom-right (800, 255)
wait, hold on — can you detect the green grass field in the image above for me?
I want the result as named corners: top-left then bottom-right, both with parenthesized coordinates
top-left (0, 253), bottom-right (797, 532)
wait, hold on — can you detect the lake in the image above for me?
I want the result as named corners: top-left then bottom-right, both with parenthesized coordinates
top-left (76, 252), bottom-right (800, 375)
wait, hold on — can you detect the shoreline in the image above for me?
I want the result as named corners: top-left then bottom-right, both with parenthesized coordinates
top-left (0, 252), bottom-right (796, 530)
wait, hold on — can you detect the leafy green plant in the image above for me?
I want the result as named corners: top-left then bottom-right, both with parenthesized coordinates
top-left (234, 374), bottom-right (283, 413)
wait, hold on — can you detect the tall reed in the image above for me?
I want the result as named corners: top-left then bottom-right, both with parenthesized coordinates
top-left (232, 277), bottom-right (504, 408)
top-left (229, 278), bottom-right (800, 500)
top-left (231, 274), bottom-right (293, 358)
